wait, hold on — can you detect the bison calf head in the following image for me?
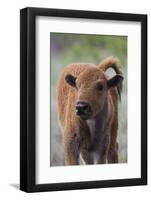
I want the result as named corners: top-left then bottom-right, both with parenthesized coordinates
top-left (65, 67), bottom-right (123, 120)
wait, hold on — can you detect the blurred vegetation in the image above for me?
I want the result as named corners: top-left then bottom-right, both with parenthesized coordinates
top-left (50, 33), bottom-right (127, 166)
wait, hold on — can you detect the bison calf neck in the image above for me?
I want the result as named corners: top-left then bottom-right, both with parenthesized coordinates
top-left (57, 57), bottom-right (123, 165)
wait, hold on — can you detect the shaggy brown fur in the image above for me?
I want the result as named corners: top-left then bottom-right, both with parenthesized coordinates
top-left (57, 56), bottom-right (123, 165)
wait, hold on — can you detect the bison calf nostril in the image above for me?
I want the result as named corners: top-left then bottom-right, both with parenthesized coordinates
top-left (83, 104), bottom-right (88, 110)
top-left (76, 102), bottom-right (89, 112)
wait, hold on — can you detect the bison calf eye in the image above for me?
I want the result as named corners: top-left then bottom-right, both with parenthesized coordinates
top-left (96, 83), bottom-right (103, 91)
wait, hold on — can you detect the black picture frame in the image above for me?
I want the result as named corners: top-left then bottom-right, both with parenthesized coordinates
top-left (20, 7), bottom-right (147, 192)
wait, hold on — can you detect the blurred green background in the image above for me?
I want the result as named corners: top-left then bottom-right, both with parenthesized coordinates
top-left (50, 33), bottom-right (127, 166)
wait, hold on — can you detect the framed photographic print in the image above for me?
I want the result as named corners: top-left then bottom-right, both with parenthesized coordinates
top-left (20, 7), bottom-right (147, 192)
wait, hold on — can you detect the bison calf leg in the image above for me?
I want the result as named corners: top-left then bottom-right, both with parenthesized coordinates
top-left (108, 117), bottom-right (119, 163)
top-left (63, 134), bottom-right (80, 165)
top-left (97, 134), bottom-right (110, 164)
top-left (108, 142), bottom-right (119, 163)
top-left (81, 149), bottom-right (94, 164)
top-left (97, 151), bottom-right (109, 164)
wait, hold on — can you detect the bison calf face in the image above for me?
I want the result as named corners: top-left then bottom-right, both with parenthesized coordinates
top-left (65, 69), bottom-right (123, 120)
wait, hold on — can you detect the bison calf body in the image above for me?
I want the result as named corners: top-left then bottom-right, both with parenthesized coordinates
top-left (57, 57), bottom-right (123, 165)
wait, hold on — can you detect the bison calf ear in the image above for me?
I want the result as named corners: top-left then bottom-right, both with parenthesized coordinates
top-left (107, 74), bottom-right (123, 88)
top-left (65, 74), bottom-right (77, 87)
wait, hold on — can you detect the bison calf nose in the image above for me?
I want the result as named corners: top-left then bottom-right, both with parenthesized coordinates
top-left (75, 102), bottom-right (90, 116)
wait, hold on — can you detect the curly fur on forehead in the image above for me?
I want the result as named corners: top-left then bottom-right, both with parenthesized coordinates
top-left (77, 67), bottom-right (107, 83)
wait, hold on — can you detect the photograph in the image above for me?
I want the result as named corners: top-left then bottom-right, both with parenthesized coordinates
top-left (50, 33), bottom-right (127, 166)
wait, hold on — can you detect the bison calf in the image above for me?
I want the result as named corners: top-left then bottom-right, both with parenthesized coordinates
top-left (57, 57), bottom-right (123, 165)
